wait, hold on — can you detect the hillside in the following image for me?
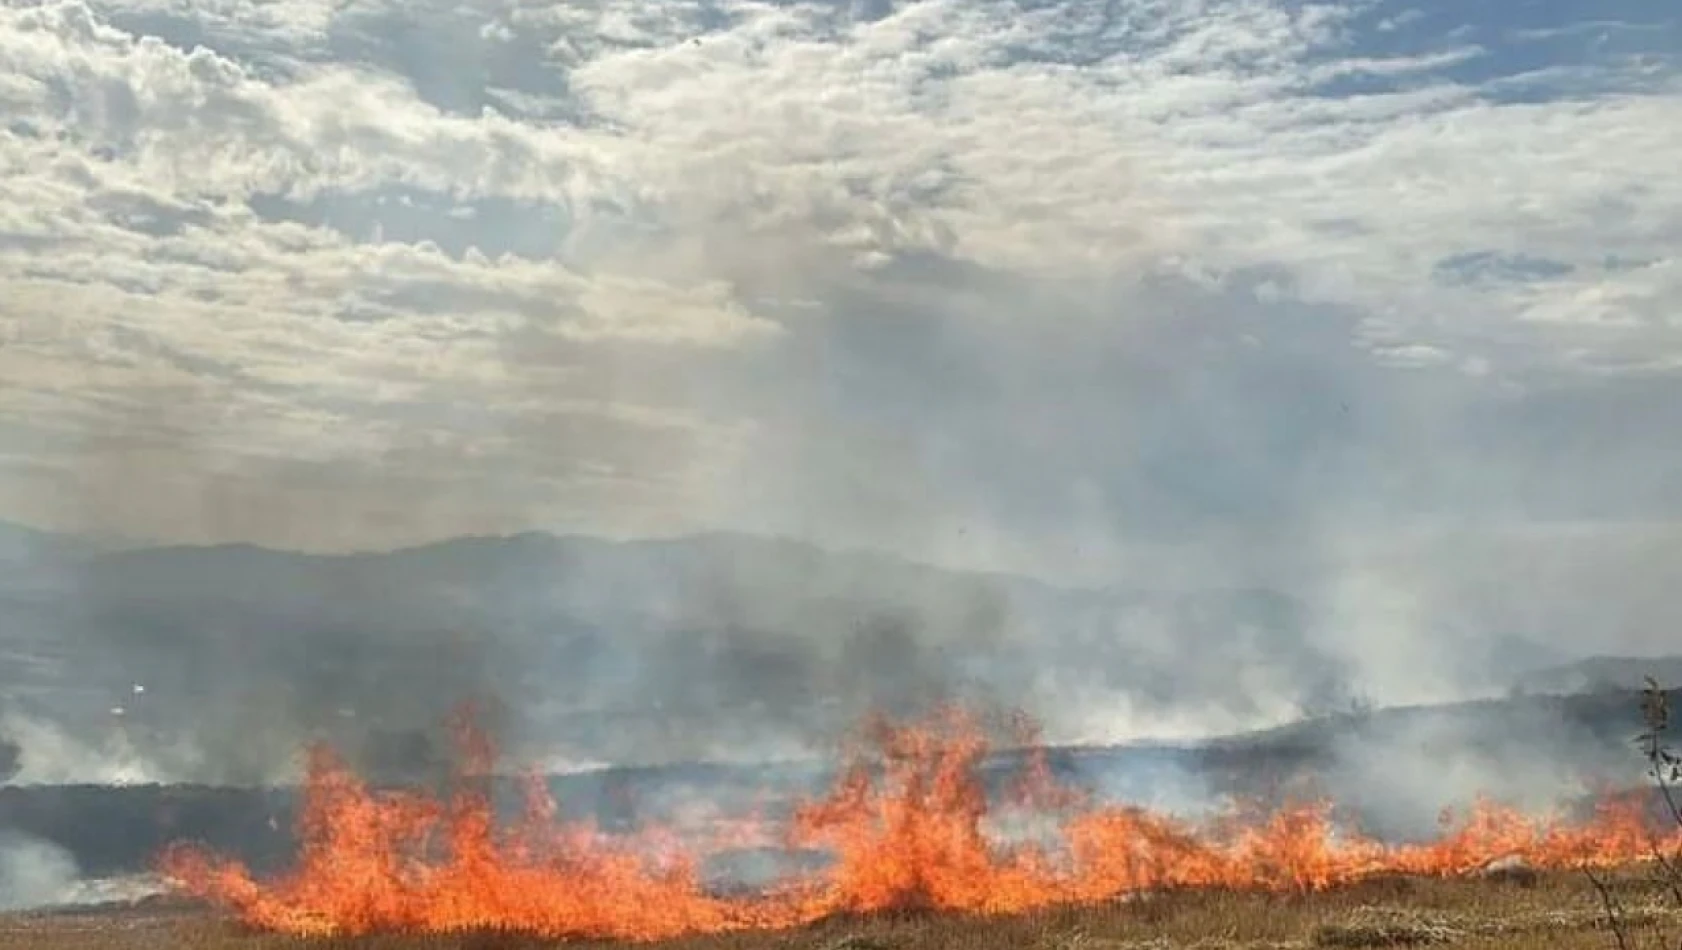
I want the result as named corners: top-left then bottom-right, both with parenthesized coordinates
top-left (0, 523), bottom-right (1359, 785)
top-left (1516, 655), bottom-right (1682, 695)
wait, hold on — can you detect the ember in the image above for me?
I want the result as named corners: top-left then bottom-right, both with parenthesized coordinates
top-left (160, 707), bottom-right (1680, 942)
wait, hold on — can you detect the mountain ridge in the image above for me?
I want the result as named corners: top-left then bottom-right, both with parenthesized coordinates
top-left (0, 518), bottom-right (1668, 788)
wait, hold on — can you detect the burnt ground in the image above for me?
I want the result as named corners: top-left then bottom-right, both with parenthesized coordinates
top-left (1, 869), bottom-right (1679, 950)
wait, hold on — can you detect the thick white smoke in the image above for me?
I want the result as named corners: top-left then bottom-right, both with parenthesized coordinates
top-left (0, 831), bottom-right (78, 911)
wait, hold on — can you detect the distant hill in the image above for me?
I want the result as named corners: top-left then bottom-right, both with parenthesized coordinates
top-left (0, 520), bottom-right (74, 553)
top-left (0, 521), bottom-right (91, 577)
top-left (0, 520), bottom-right (1671, 795)
top-left (1514, 655), bottom-right (1682, 695)
top-left (0, 524), bottom-right (1355, 785)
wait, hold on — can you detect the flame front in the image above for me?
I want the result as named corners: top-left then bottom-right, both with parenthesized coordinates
top-left (160, 707), bottom-right (1681, 942)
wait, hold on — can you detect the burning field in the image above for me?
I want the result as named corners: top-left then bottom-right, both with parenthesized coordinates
top-left (3, 704), bottom-right (1668, 949)
top-left (2, 869), bottom-right (1680, 950)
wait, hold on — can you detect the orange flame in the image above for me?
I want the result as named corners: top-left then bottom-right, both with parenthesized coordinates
top-left (160, 707), bottom-right (1681, 942)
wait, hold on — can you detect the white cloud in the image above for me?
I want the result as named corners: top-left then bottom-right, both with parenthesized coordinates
top-left (553, 0), bottom-right (1682, 374)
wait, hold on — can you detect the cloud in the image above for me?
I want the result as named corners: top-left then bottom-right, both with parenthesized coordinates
top-left (0, 0), bottom-right (1675, 534)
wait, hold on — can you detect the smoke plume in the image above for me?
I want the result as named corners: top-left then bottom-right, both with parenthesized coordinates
top-left (0, 831), bottom-right (78, 912)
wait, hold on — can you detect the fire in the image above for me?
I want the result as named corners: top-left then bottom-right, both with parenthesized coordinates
top-left (160, 706), bottom-right (1682, 942)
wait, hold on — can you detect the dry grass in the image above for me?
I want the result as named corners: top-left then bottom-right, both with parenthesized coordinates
top-left (2, 870), bottom-right (1677, 950)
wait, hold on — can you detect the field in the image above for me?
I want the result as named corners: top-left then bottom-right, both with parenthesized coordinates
top-left (6, 691), bottom-right (1677, 950)
top-left (4, 870), bottom-right (1677, 950)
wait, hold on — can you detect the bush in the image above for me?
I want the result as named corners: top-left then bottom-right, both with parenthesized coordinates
top-left (1592, 677), bottom-right (1681, 950)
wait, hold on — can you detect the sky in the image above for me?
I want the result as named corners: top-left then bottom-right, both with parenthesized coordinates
top-left (1, 0), bottom-right (1680, 601)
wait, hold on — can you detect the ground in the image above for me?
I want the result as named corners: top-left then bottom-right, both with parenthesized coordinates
top-left (2, 871), bottom-right (1676, 950)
